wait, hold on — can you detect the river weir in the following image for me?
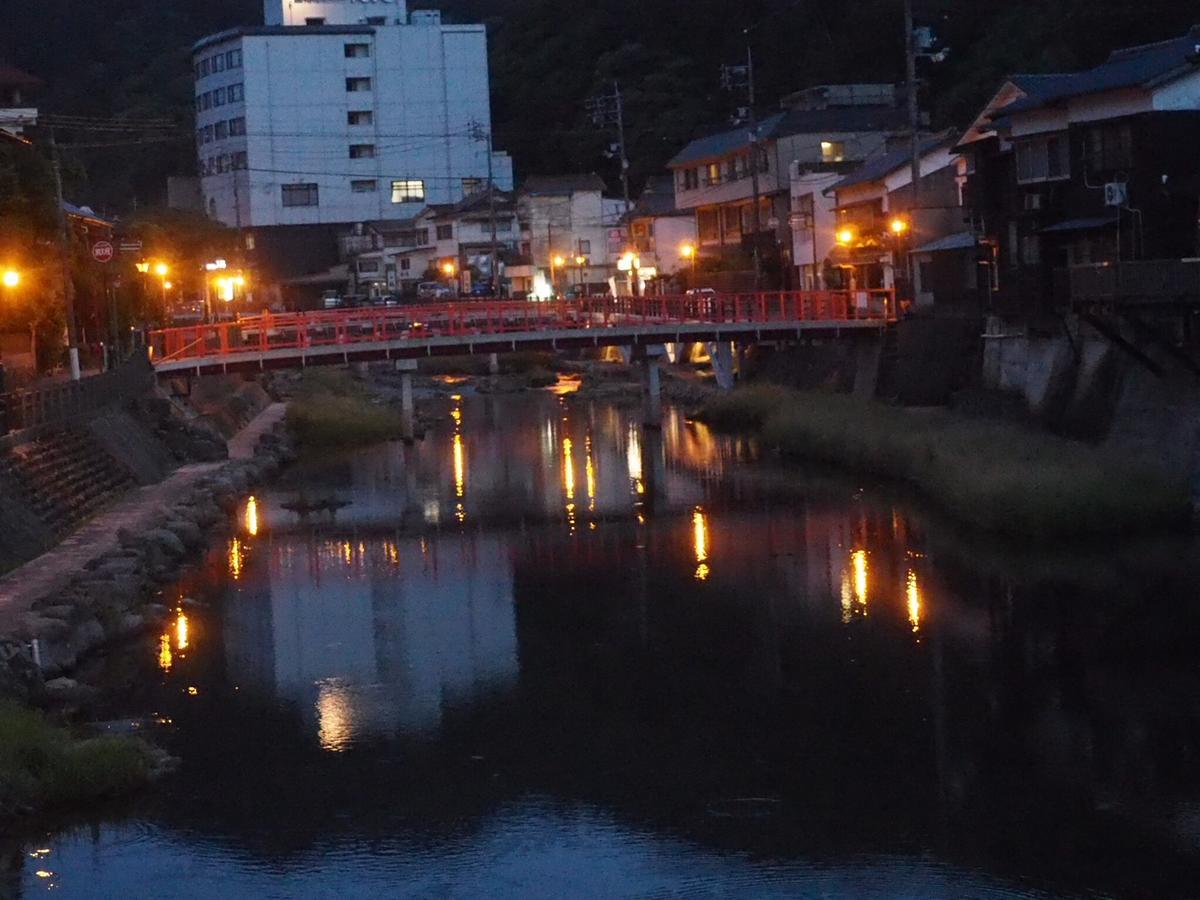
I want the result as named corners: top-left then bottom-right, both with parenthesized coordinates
top-left (7, 389), bottom-right (1200, 898)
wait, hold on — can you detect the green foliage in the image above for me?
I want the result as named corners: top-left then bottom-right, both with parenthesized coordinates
top-left (286, 369), bottom-right (407, 446)
top-left (699, 388), bottom-right (1189, 538)
top-left (0, 702), bottom-right (156, 817)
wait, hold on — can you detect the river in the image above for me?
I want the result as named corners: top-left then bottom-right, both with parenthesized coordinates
top-left (7, 387), bottom-right (1200, 899)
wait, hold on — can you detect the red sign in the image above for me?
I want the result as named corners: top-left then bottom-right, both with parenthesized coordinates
top-left (91, 241), bottom-right (115, 263)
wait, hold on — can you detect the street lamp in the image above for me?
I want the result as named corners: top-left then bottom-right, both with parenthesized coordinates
top-left (1, 269), bottom-right (19, 289)
top-left (680, 243), bottom-right (697, 284)
top-left (836, 227), bottom-right (855, 246)
top-left (889, 217), bottom-right (908, 235)
top-left (154, 262), bottom-right (170, 278)
top-left (550, 254), bottom-right (565, 294)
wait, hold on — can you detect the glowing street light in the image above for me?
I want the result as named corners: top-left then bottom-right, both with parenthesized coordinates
top-left (890, 217), bottom-right (908, 235)
top-left (836, 226), bottom-right (856, 246)
top-left (441, 260), bottom-right (457, 277)
top-left (1, 269), bottom-right (20, 289)
top-left (154, 262), bottom-right (170, 277)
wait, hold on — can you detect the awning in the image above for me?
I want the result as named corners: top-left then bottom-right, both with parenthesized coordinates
top-left (911, 231), bottom-right (976, 254)
top-left (1040, 214), bottom-right (1118, 234)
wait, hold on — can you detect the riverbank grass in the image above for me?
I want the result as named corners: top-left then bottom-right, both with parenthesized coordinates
top-left (0, 703), bottom-right (157, 818)
top-left (286, 370), bottom-right (406, 447)
top-left (698, 386), bottom-right (1189, 537)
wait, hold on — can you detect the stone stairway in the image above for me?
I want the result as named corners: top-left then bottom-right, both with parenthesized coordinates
top-left (1, 428), bottom-right (138, 537)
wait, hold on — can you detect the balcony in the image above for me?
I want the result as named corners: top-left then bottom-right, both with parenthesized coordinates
top-left (1064, 260), bottom-right (1200, 307)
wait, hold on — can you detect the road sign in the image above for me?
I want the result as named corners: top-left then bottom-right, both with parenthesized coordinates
top-left (118, 240), bottom-right (142, 253)
top-left (91, 241), bottom-right (115, 263)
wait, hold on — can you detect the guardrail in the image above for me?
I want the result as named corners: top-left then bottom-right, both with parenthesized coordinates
top-left (0, 352), bottom-right (153, 434)
top-left (149, 291), bottom-right (895, 366)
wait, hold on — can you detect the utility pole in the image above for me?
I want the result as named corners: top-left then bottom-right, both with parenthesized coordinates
top-left (612, 81), bottom-right (632, 218)
top-left (722, 45), bottom-right (764, 289)
top-left (471, 120), bottom-right (501, 296)
top-left (585, 84), bottom-right (634, 294)
top-left (48, 127), bottom-right (81, 381)
top-left (904, 0), bottom-right (921, 296)
top-left (746, 45), bottom-right (764, 290)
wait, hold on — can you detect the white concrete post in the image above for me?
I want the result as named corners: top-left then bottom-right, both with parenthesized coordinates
top-left (708, 342), bottom-right (736, 391)
top-left (488, 352), bottom-right (500, 375)
top-left (396, 358), bottom-right (418, 443)
top-left (641, 344), bottom-right (666, 427)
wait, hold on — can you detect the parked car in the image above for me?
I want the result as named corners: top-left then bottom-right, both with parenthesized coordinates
top-left (417, 282), bottom-right (453, 300)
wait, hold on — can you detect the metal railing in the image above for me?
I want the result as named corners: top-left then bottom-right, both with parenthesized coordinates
top-left (148, 291), bottom-right (895, 366)
top-left (0, 352), bottom-right (153, 434)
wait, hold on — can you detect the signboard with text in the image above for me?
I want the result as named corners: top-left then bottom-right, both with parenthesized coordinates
top-left (91, 241), bottom-right (115, 263)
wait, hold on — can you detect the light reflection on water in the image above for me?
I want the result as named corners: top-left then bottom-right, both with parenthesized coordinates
top-left (18, 391), bottom-right (1200, 900)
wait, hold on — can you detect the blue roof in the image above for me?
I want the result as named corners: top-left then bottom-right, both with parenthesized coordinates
top-left (668, 103), bottom-right (911, 168)
top-left (829, 131), bottom-right (957, 192)
top-left (1001, 27), bottom-right (1200, 115)
top-left (667, 114), bottom-right (784, 168)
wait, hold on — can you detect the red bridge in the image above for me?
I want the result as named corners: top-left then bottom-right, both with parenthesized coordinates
top-left (149, 291), bottom-right (894, 376)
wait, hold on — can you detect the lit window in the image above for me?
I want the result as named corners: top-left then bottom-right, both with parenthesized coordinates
top-left (391, 179), bottom-right (425, 203)
top-left (349, 144), bottom-right (376, 159)
top-left (346, 77), bottom-right (372, 93)
top-left (282, 183), bottom-right (319, 207)
top-left (821, 141), bottom-right (845, 163)
top-left (351, 179), bottom-right (377, 193)
top-left (348, 110), bottom-right (373, 126)
top-left (344, 43), bottom-right (371, 58)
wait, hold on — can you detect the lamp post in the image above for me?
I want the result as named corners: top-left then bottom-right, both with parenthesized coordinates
top-left (574, 255), bottom-right (586, 295)
top-left (551, 254), bottom-right (565, 296)
top-left (680, 243), bottom-right (696, 287)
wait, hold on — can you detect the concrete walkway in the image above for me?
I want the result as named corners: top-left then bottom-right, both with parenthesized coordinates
top-left (0, 403), bottom-right (287, 634)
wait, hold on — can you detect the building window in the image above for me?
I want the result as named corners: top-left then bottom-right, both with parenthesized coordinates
top-left (214, 121), bottom-right (228, 140)
top-left (821, 141), bottom-right (845, 163)
top-left (282, 183), bottom-right (319, 207)
top-left (200, 92), bottom-right (212, 111)
top-left (231, 151), bottom-right (248, 170)
top-left (346, 77), bottom-right (372, 92)
top-left (228, 117), bottom-right (246, 136)
top-left (202, 124), bottom-right (214, 143)
top-left (1021, 234), bottom-right (1041, 265)
top-left (349, 144), bottom-right (376, 159)
top-left (496, 219), bottom-right (512, 232)
top-left (348, 110), bottom-right (373, 126)
top-left (391, 179), bottom-right (425, 203)
top-left (365, 16), bottom-right (388, 25)
top-left (436, 224), bottom-right (454, 240)
top-left (226, 49), bottom-right (242, 69)
top-left (352, 179), bottom-right (377, 193)
top-left (400, 257), bottom-right (411, 271)
top-left (415, 228), bottom-right (429, 244)
top-left (697, 208), bottom-right (720, 243)
top-left (199, 59), bottom-right (210, 78)
top-left (213, 55), bottom-right (225, 73)
top-left (706, 162), bottom-right (722, 186)
top-left (213, 87), bottom-right (226, 107)
top-left (462, 177), bottom-right (483, 195)
top-left (681, 168), bottom-right (700, 191)
top-left (227, 83), bottom-right (244, 102)
top-left (1085, 123), bottom-right (1133, 174)
top-left (577, 239), bottom-right (591, 254)
top-left (1016, 133), bottom-right (1070, 183)
top-left (305, 17), bottom-right (326, 26)
top-left (344, 43), bottom-right (371, 58)
top-left (725, 205), bottom-right (743, 238)
top-left (358, 259), bottom-right (380, 274)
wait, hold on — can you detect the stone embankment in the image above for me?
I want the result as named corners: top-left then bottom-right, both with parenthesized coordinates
top-left (0, 409), bottom-right (295, 701)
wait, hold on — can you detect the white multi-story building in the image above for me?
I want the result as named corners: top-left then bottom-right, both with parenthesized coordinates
top-left (192, 0), bottom-right (512, 271)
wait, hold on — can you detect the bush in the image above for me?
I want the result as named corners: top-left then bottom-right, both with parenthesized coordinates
top-left (706, 388), bottom-right (1189, 538)
top-left (0, 702), bottom-right (157, 817)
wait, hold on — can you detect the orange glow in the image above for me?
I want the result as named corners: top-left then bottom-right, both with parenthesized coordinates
top-left (441, 260), bottom-right (457, 277)
top-left (852, 549), bottom-right (868, 608)
top-left (680, 243), bottom-right (696, 260)
top-left (2, 269), bottom-right (20, 289)
top-left (906, 569), bottom-right (921, 632)
top-left (836, 227), bottom-right (855, 245)
top-left (693, 507), bottom-right (710, 581)
top-left (158, 633), bottom-right (173, 671)
top-left (175, 610), bottom-right (189, 651)
top-left (890, 217), bottom-right (908, 235)
top-left (244, 495), bottom-right (259, 536)
top-left (228, 537), bottom-right (243, 579)
top-left (153, 262), bottom-right (169, 277)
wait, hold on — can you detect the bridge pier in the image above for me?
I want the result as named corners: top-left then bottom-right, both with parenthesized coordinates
top-left (853, 335), bottom-right (885, 399)
top-left (707, 342), bottom-right (736, 391)
top-left (488, 353), bottom-right (500, 375)
top-left (640, 345), bottom-right (666, 428)
top-left (395, 358), bottom-right (418, 443)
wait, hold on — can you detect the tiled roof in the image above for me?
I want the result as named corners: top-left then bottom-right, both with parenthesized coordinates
top-left (829, 130), bottom-right (958, 192)
top-left (520, 174), bottom-right (607, 196)
top-left (667, 114), bottom-right (785, 168)
top-left (627, 175), bottom-right (687, 219)
top-left (1001, 26), bottom-right (1200, 115)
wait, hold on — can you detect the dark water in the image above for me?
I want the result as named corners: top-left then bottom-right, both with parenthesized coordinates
top-left (9, 387), bottom-right (1200, 899)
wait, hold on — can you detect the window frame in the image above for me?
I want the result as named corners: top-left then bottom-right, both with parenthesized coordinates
top-left (351, 179), bottom-right (378, 193)
top-left (281, 183), bottom-right (320, 208)
top-left (391, 179), bottom-right (426, 203)
top-left (344, 43), bottom-right (371, 58)
top-left (349, 144), bottom-right (376, 159)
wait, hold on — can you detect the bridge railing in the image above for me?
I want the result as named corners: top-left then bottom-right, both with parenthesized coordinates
top-left (148, 291), bottom-right (894, 365)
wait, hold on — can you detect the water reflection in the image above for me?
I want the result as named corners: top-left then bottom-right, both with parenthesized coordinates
top-left (33, 391), bottom-right (1200, 900)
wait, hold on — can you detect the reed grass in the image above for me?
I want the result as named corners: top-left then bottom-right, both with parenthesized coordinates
top-left (698, 387), bottom-right (1189, 538)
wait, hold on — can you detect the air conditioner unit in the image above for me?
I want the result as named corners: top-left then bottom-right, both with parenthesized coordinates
top-left (1104, 182), bottom-right (1128, 207)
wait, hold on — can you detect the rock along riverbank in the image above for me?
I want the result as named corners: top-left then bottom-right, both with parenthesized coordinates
top-left (0, 404), bottom-right (296, 702)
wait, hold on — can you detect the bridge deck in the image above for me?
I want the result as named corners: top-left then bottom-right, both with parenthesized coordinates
top-left (149, 292), bottom-right (893, 376)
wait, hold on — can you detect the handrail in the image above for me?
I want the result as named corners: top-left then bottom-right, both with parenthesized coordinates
top-left (0, 351), bottom-right (154, 434)
top-left (148, 291), bottom-right (895, 367)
